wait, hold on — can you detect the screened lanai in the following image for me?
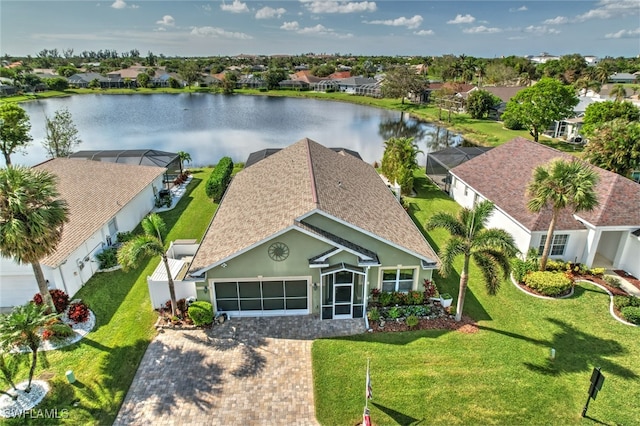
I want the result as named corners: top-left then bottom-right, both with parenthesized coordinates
top-left (425, 146), bottom-right (492, 193)
top-left (354, 81), bottom-right (382, 98)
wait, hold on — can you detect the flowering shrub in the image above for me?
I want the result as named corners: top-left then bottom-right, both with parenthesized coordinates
top-left (33, 289), bottom-right (70, 314)
top-left (407, 290), bottom-right (424, 305)
top-left (423, 279), bottom-right (437, 298)
top-left (42, 321), bottom-right (74, 342)
top-left (67, 301), bottom-right (90, 323)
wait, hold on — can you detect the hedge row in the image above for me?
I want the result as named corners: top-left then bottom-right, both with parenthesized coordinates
top-left (205, 156), bottom-right (234, 202)
top-left (523, 271), bottom-right (573, 297)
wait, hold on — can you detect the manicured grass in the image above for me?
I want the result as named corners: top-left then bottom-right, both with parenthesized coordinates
top-left (4, 169), bottom-right (216, 425)
top-left (312, 171), bottom-right (640, 426)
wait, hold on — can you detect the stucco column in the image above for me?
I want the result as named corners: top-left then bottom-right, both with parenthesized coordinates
top-left (583, 228), bottom-right (602, 267)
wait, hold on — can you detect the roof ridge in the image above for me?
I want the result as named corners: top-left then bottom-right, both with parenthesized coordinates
top-left (304, 138), bottom-right (319, 205)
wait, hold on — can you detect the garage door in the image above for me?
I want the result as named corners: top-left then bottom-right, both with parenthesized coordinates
top-left (214, 278), bottom-right (309, 317)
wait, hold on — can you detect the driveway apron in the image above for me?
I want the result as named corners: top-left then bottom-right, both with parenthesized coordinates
top-left (114, 316), bottom-right (365, 425)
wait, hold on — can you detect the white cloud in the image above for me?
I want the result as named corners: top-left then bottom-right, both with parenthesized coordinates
top-left (202, 4), bottom-right (212, 12)
top-left (414, 29), bottom-right (434, 36)
top-left (220, 0), bottom-right (249, 13)
top-left (576, 0), bottom-right (638, 22)
top-left (447, 14), bottom-right (475, 24)
top-left (111, 0), bottom-right (127, 9)
top-left (280, 21), bottom-right (300, 31)
top-left (463, 26), bottom-right (502, 34)
top-left (255, 6), bottom-right (286, 19)
top-left (156, 15), bottom-right (175, 26)
top-left (525, 25), bottom-right (561, 35)
top-left (543, 16), bottom-right (569, 25)
top-left (365, 15), bottom-right (423, 30)
top-left (155, 27), bottom-right (166, 32)
top-left (300, 0), bottom-right (377, 14)
top-left (190, 26), bottom-right (253, 39)
top-left (605, 27), bottom-right (640, 38)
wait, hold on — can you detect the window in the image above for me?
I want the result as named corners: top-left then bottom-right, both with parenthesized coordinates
top-left (381, 268), bottom-right (415, 292)
top-left (631, 170), bottom-right (640, 184)
top-left (107, 218), bottom-right (118, 236)
top-left (538, 234), bottom-right (568, 256)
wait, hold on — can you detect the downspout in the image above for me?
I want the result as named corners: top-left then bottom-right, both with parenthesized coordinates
top-left (58, 260), bottom-right (69, 295)
top-left (364, 266), bottom-right (370, 330)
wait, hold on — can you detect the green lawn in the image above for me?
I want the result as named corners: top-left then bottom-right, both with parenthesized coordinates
top-left (4, 168), bottom-right (216, 425)
top-left (312, 171), bottom-right (640, 426)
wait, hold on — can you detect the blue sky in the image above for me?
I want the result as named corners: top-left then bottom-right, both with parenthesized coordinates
top-left (1, 1), bottom-right (638, 58)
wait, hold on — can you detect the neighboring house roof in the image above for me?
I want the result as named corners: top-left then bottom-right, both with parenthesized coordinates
top-left (68, 149), bottom-right (179, 168)
top-left (291, 71), bottom-right (323, 84)
top-left (245, 147), bottom-right (362, 168)
top-left (68, 73), bottom-right (109, 83)
top-left (450, 137), bottom-right (640, 232)
top-left (33, 158), bottom-right (166, 267)
top-left (190, 138), bottom-right (438, 272)
top-left (481, 86), bottom-right (528, 103)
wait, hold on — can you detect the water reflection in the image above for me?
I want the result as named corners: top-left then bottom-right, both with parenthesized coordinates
top-left (13, 94), bottom-right (468, 168)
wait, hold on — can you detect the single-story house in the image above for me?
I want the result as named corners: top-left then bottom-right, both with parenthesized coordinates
top-left (425, 146), bottom-right (493, 192)
top-left (608, 73), bottom-right (637, 84)
top-left (0, 159), bottom-right (166, 309)
top-left (449, 137), bottom-right (640, 278)
top-left (188, 138), bottom-right (440, 320)
top-left (67, 73), bottom-right (114, 88)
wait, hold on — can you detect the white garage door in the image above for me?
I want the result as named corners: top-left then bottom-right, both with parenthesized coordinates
top-left (214, 278), bottom-right (309, 317)
top-left (0, 276), bottom-right (39, 308)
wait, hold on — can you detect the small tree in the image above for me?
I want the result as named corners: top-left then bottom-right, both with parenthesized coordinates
top-left (465, 89), bottom-right (501, 119)
top-left (0, 303), bottom-right (58, 392)
top-left (527, 159), bottom-right (599, 271)
top-left (581, 100), bottom-right (640, 137)
top-left (43, 108), bottom-right (82, 158)
top-left (610, 84), bottom-right (627, 102)
top-left (179, 61), bottom-right (201, 89)
top-left (117, 214), bottom-right (178, 316)
top-left (177, 151), bottom-right (192, 174)
top-left (0, 103), bottom-right (33, 166)
top-left (583, 119), bottom-right (640, 179)
top-left (382, 65), bottom-right (429, 104)
top-left (222, 73), bottom-right (238, 95)
top-left (381, 137), bottom-right (422, 195)
top-left (136, 73), bottom-right (150, 89)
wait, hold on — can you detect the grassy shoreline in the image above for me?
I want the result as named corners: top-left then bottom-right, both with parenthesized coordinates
top-left (0, 87), bottom-right (579, 153)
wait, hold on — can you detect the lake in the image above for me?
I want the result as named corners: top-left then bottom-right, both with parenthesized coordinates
top-left (14, 93), bottom-right (468, 167)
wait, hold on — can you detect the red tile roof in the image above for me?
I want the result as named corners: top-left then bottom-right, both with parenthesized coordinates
top-left (450, 137), bottom-right (640, 231)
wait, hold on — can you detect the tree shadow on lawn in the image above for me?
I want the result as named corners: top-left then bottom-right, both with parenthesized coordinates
top-left (479, 318), bottom-right (637, 379)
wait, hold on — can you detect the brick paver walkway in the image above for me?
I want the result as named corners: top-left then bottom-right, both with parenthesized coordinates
top-left (114, 315), bottom-right (365, 425)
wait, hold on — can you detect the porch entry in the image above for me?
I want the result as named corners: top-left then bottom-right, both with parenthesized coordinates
top-left (321, 263), bottom-right (365, 320)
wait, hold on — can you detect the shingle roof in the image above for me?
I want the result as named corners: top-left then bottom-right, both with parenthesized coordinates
top-left (450, 137), bottom-right (640, 231)
top-left (33, 158), bottom-right (166, 267)
top-left (190, 138), bottom-right (439, 272)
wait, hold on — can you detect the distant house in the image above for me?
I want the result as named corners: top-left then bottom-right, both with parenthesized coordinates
top-left (67, 72), bottom-right (114, 88)
top-left (186, 138), bottom-right (439, 320)
top-left (482, 86), bottom-right (528, 118)
top-left (449, 137), bottom-right (640, 278)
top-left (608, 73), bottom-right (637, 84)
top-left (0, 159), bottom-right (166, 309)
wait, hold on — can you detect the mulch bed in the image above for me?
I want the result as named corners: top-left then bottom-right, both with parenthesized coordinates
top-left (614, 270), bottom-right (640, 292)
top-left (369, 315), bottom-right (478, 334)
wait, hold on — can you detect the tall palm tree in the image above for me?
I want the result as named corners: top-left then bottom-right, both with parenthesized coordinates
top-left (426, 201), bottom-right (518, 322)
top-left (610, 84), bottom-right (627, 102)
top-left (0, 303), bottom-right (58, 392)
top-left (177, 151), bottom-right (192, 174)
top-left (527, 159), bottom-right (599, 271)
top-left (117, 213), bottom-right (177, 316)
top-left (0, 167), bottom-right (69, 312)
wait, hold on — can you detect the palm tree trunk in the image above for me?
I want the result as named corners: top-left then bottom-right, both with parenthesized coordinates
top-left (162, 255), bottom-right (178, 317)
top-left (3, 153), bottom-right (11, 167)
top-left (31, 262), bottom-right (55, 312)
top-left (539, 209), bottom-right (559, 272)
top-left (26, 344), bottom-right (38, 392)
top-left (455, 255), bottom-right (471, 322)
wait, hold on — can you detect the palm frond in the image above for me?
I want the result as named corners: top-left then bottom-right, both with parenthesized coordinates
top-left (117, 234), bottom-right (164, 271)
top-left (426, 212), bottom-right (465, 237)
top-left (438, 237), bottom-right (466, 277)
top-left (474, 228), bottom-right (520, 258)
top-left (472, 252), bottom-right (501, 295)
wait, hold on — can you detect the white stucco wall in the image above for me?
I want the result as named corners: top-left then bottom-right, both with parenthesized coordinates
top-left (619, 235), bottom-right (640, 279)
top-left (0, 175), bottom-right (163, 309)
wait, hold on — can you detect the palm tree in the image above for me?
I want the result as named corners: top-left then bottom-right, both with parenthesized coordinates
top-left (117, 213), bottom-right (178, 316)
top-left (527, 159), bottom-right (599, 271)
top-left (610, 84), bottom-right (627, 102)
top-left (177, 151), bottom-right (192, 174)
top-left (426, 201), bottom-right (518, 322)
top-left (0, 303), bottom-right (58, 392)
top-left (0, 167), bottom-right (69, 312)
top-left (0, 351), bottom-right (22, 399)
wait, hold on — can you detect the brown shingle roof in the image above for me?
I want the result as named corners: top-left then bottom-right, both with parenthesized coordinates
top-left (190, 138), bottom-right (438, 272)
top-left (33, 158), bottom-right (166, 267)
top-left (450, 137), bottom-right (640, 231)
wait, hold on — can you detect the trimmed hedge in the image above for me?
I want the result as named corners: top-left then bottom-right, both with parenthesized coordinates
top-left (523, 271), bottom-right (573, 296)
top-left (613, 295), bottom-right (640, 311)
top-left (620, 306), bottom-right (640, 325)
top-left (205, 156), bottom-right (234, 202)
top-left (188, 301), bottom-right (214, 326)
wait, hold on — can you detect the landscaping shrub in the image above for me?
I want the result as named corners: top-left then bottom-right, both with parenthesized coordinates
top-left (33, 289), bottom-right (70, 314)
top-left (545, 259), bottom-right (567, 272)
top-left (523, 271), bottom-right (573, 296)
top-left (404, 305), bottom-right (430, 317)
top-left (67, 301), bottom-right (90, 323)
top-left (589, 267), bottom-right (606, 278)
top-left (96, 247), bottom-right (118, 269)
top-left (387, 306), bottom-right (403, 319)
top-left (367, 307), bottom-right (380, 322)
top-left (42, 321), bottom-right (75, 342)
top-left (407, 290), bottom-right (424, 305)
top-left (205, 156), bottom-right (234, 202)
top-left (116, 231), bottom-right (135, 243)
top-left (620, 306), bottom-right (640, 325)
top-left (188, 301), bottom-right (214, 326)
top-left (614, 295), bottom-right (640, 311)
top-left (511, 258), bottom-right (537, 283)
top-left (603, 275), bottom-right (622, 288)
top-left (406, 315), bottom-right (419, 329)
top-left (378, 292), bottom-right (393, 307)
top-left (391, 291), bottom-right (408, 305)
top-left (423, 279), bottom-right (437, 298)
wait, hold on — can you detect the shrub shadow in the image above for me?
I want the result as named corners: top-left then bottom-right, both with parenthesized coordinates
top-left (371, 401), bottom-right (423, 425)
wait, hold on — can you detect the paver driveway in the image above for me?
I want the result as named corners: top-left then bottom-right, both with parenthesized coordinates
top-left (114, 316), bottom-right (364, 425)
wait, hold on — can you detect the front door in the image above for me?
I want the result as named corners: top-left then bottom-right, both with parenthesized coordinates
top-left (333, 284), bottom-right (353, 319)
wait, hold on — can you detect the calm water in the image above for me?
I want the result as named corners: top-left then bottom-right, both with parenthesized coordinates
top-left (15, 94), bottom-right (467, 167)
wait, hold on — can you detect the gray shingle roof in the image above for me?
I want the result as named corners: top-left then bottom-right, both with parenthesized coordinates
top-left (450, 137), bottom-right (640, 231)
top-left (190, 138), bottom-right (439, 272)
top-left (33, 158), bottom-right (166, 267)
